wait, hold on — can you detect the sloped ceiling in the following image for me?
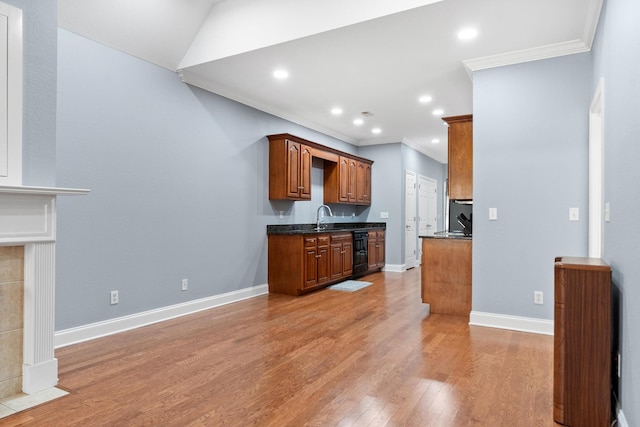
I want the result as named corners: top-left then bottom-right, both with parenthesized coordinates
top-left (59, 0), bottom-right (602, 163)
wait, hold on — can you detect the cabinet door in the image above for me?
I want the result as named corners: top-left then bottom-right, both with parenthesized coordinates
top-left (330, 242), bottom-right (344, 280)
top-left (299, 144), bottom-right (312, 200)
top-left (363, 163), bottom-right (372, 205)
top-left (317, 244), bottom-right (330, 284)
top-left (342, 241), bottom-right (353, 276)
top-left (376, 233), bottom-right (385, 268)
top-left (286, 140), bottom-right (302, 199)
top-left (356, 162), bottom-right (366, 204)
top-left (446, 117), bottom-right (473, 200)
top-left (338, 157), bottom-right (350, 202)
top-left (347, 158), bottom-right (357, 203)
top-left (304, 247), bottom-right (318, 288)
top-left (368, 233), bottom-right (378, 270)
top-left (355, 161), bottom-right (372, 205)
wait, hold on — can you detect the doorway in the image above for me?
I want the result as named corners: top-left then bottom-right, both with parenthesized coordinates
top-left (405, 171), bottom-right (417, 269)
top-left (419, 175), bottom-right (437, 238)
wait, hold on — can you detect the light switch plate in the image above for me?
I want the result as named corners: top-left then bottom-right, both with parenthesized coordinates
top-left (489, 208), bottom-right (498, 221)
top-left (380, 212), bottom-right (389, 219)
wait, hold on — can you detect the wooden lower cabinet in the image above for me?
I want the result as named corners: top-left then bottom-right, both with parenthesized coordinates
top-left (367, 230), bottom-right (385, 271)
top-left (553, 257), bottom-right (611, 427)
top-left (268, 229), bottom-right (384, 295)
top-left (421, 238), bottom-right (471, 317)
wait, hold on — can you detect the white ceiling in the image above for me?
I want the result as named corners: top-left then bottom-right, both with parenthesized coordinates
top-left (58, 0), bottom-right (602, 163)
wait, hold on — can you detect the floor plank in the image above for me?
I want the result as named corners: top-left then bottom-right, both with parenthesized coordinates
top-left (6, 268), bottom-right (556, 426)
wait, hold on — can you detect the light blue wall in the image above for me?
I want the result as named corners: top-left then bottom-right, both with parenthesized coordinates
top-left (592, 0), bottom-right (640, 423)
top-left (3, 0), bottom-right (57, 185)
top-left (55, 29), bottom-right (366, 329)
top-left (473, 53), bottom-right (592, 319)
top-left (357, 144), bottom-right (402, 265)
top-left (55, 29), bottom-right (443, 328)
top-left (354, 143), bottom-right (445, 267)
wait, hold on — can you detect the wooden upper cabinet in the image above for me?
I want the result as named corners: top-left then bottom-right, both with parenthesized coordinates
top-left (269, 136), bottom-right (312, 200)
top-left (325, 157), bottom-right (372, 205)
top-left (269, 133), bottom-right (373, 205)
top-left (443, 115), bottom-right (473, 200)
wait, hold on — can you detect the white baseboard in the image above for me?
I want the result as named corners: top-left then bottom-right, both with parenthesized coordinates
top-left (55, 284), bottom-right (268, 348)
top-left (383, 264), bottom-right (405, 273)
top-left (469, 311), bottom-right (554, 335)
top-left (617, 408), bottom-right (629, 427)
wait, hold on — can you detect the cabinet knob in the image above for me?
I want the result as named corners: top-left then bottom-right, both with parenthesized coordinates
top-left (316, 255), bottom-right (321, 258)
top-left (298, 186), bottom-right (305, 189)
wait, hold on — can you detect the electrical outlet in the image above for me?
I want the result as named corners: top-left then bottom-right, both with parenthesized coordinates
top-left (181, 279), bottom-right (188, 291)
top-left (569, 207), bottom-right (579, 221)
top-left (110, 290), bottom-right (119, 305)
top-left (534, 291), bottom-right (543, 305)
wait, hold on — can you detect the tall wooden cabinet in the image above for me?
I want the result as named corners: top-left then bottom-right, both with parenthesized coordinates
top-left (443, 115), bottom-right (473, 200)
top-left (554, 257), bottom-right (611, 427)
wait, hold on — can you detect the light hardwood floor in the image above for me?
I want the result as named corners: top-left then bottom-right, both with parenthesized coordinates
top-left (4, 268), bottom-right (555, 426)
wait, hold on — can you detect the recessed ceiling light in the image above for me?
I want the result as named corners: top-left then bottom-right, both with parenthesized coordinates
top-left (371, 128), bottom-right (382, 134)
top-left (431, 139), bottom-right (440, 144)
top-left (457, 28), bottom-right (478, 40)
top-left (273, 69), bottom-right (289, 79)
top-left (331, 107), bottom-right (343, 115)
top-left (419, 95), bottom-right (433, 104)
top-left (353, 118), bottom-right (364, 125)
top-left (432, 108), bottom-right (444, 116)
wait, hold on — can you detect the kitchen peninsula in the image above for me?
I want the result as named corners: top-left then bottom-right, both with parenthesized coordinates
top-left (420, 234), bottom-right (471, 317)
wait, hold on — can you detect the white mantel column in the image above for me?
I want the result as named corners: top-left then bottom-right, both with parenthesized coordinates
top-left (22, 241), bottom-right (57, 394)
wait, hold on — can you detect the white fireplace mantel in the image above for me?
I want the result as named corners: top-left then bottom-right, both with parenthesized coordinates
top-left (0, 185), bottom-right (89, 394)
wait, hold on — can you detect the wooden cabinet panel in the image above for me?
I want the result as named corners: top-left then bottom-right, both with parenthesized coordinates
top-left (421, 238), bottom-right (471, 317)
top-left (553, 257), bottom-right (611, 427)
top-left (443, 115), bottom-right (473, 200)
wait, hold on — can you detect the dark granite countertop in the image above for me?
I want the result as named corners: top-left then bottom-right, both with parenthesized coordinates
top-left (419, 231), bottom-right (472, 240)
top-left (267, 222), bottom-right (386, 235)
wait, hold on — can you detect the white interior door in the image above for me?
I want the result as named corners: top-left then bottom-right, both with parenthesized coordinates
top-left (405, 171), bottom-right (417, 269)
top-left (419, 175), bottom-right (437, 240)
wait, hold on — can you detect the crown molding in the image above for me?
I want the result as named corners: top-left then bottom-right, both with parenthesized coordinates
top-left (463, 39), bottom-right (590, 76)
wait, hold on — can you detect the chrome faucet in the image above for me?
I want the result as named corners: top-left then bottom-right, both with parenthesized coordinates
top-left (316, 204), bottom-right (333, 230)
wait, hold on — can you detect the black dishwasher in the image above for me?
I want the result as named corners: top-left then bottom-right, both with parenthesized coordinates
top-left (352, 231), bottom-right (368, 276)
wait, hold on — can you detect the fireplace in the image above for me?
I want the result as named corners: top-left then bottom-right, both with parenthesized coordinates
top-left (0, 186), bottom-right (88, 397)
